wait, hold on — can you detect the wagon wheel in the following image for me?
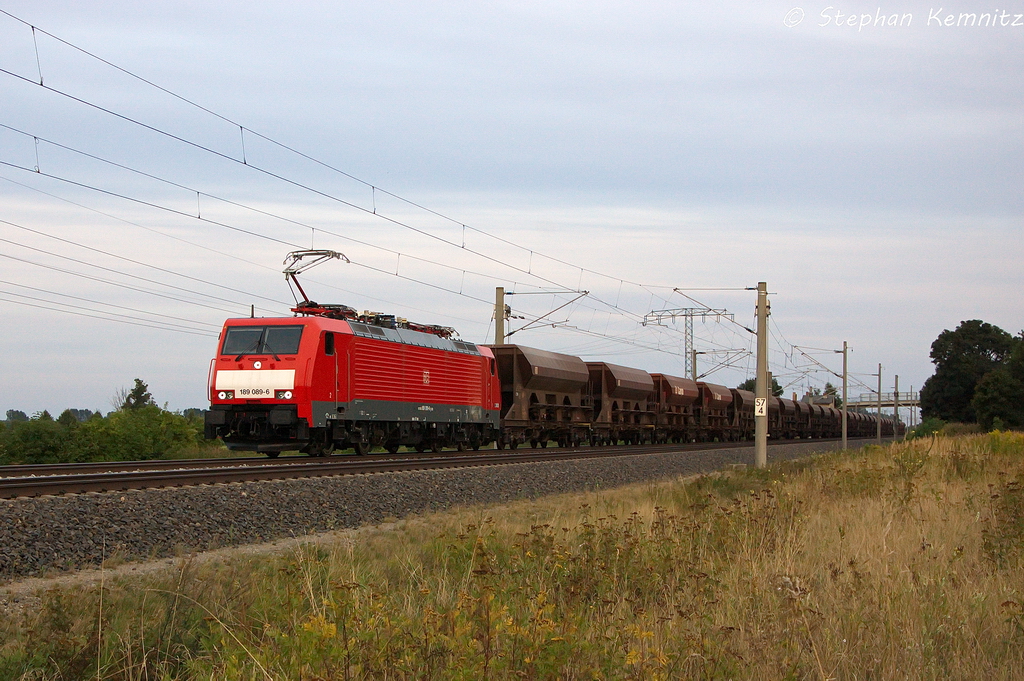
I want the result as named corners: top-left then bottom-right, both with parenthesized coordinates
top-left (456, 442), bottom-right (467, 452)
top-left (353, 441), bottom-right (369, 456)
top-left (265, 451), bottom-right (280, 459)
top-left (386, 444), bottom-right (400, 455)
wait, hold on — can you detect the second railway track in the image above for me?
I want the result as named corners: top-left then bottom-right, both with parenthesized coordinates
top-left (0, 439), bottom-right (863, 500)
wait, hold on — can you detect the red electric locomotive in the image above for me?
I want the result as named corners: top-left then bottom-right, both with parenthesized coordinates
top-left (203, 251), bottom-right (502, 456)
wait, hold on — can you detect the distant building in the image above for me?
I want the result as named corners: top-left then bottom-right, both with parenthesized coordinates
top-left (800, 391), bottom-right (836, 407)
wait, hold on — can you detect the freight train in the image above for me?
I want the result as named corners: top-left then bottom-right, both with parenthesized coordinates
top-left (203, 251), bottom-right (899, 456)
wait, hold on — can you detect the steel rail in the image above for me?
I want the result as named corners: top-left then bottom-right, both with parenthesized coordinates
top-left (0, 455), bottom-right (306, 477)
top-left (0, 443), bottom-right (706, 479)
top-left (0, 438), bottom-right (870, 499)
top-left (0, 449), bottom-right (481, 478)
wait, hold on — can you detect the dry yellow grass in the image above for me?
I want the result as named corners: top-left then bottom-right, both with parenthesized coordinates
top-left (2, 433), bottom-right (1023, 679)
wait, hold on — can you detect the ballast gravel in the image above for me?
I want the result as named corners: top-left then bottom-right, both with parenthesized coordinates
top-left (0, 440), bottom-right (848, 581)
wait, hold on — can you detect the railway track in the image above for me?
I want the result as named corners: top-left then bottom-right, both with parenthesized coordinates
top-left (0, 438), bottom-right (865, 500)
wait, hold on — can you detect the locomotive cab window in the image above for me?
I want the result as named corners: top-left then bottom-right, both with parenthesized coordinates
top-left (222, 325), bottom-right (304, 357)
top-left (324, 331), bottom-right (335, 356)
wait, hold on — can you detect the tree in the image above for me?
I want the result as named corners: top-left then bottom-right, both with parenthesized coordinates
top-left (736, 377), bottom-right (783, 397)
top-left (971, 338), bottom-right (1024, 429)
top-left (5, 409), bottom-right (28, 422)
top-left (971, 369), bottom-right (1023, 429)
top-left (120, 379), bottom-right (156, 411)
top-left (57, 409), bottom-right (81, 429)
top-left (823, 382), bottom-right (843, 409)
top-left (920, 320), bottom-right (1016, 423)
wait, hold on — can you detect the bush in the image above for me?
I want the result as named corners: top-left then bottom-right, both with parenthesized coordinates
top-left (939, 422), bottom-right (983, 437)
top-left (0, 406), bottom-right (210, 464)
top-left (0, 417), bottom-right (67, 464)
top-left (908, 417), bottom-right (945, 439)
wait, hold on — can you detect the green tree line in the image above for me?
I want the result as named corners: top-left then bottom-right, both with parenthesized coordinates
top-left (0, 379), bottom-right (214, 465)
top-left (921, 320), bottom-right (1024, 430)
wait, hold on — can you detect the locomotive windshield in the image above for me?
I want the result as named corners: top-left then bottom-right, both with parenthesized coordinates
top-left (221, 325), bottom-right (303, 357)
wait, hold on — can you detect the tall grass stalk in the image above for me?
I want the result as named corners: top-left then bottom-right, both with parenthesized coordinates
top-left (3, 432), bottom-right (1024, 679)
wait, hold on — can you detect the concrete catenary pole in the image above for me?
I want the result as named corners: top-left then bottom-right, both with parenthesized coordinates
top-left (894, 374), bottom-right (900, 439)
top-left (494, 287), bottom-right (505, 345)
top-left (911, 385), bottom-right (915, 429)
top-left (876, 363), bottom-right (882, 444)
top-left (754, 282), bottom-right (769, 469)
top-left (842, 341), bottom-right (848, 450)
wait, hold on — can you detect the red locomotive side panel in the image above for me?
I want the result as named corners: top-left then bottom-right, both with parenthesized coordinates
top-left (346, 337), bottom-right (490, 408)
top-left (349, 336), bottom-right (407, 402)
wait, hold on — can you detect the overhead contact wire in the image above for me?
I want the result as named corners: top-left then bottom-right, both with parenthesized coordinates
top-left (0, 294), bottom-right (217, 336)
top-left (0, 13), bottom-right (747, 351)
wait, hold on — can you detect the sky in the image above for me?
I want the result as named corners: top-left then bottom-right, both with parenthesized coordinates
top-left (1, 1), bottom-right (1021, 419)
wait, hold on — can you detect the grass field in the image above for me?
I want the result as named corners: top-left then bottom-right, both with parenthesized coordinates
top-left (3, 433), bottom-right (1023, 679)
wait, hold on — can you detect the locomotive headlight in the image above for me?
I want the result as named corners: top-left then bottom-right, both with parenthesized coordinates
top-left (217, 391), bottom-right (234, 400)
top-left (275, 390), bottom-right (293, 400)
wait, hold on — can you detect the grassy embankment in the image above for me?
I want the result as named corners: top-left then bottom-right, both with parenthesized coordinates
top-left (3, 433), bottom-right (1024, 679)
